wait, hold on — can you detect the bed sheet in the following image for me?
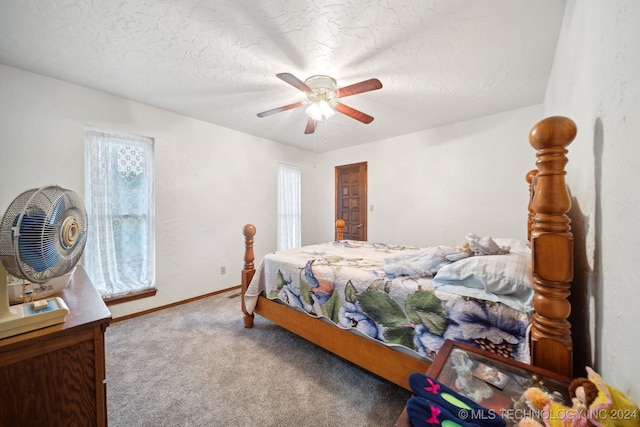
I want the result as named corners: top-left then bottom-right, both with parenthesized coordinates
top-left (244, 240), bottom-right (531, 363)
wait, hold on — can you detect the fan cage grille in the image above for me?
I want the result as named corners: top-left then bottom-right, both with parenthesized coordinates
top-left (0, 186), bottom-right (88, 283)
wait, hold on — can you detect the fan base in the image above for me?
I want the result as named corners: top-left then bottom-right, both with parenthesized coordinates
top-left (6, 268), bottom-right (74, 304)
top-left (0, 297), bottom-right (69, 339)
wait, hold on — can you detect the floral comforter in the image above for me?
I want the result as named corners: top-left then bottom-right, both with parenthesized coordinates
top-left (244, 240), bottom-right (531, 363)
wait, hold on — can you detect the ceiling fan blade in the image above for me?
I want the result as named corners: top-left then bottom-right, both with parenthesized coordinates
top-left (335, 78), bottom-right (382, 98)
top-left (257, 101), bottom-right (305, 118)
top-left (276, 73), bottom-right (313, 94)
top-left (334, 103), bottom-right (374, 124)
top-left (304, 117), bottom-right (317, 134)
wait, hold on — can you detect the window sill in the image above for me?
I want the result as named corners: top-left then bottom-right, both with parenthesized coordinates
top-left (103, 288), bottom-right (157, 306)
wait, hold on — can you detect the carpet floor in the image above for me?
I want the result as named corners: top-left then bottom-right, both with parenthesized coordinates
top-left (105, 289), bottom-right (412, 426)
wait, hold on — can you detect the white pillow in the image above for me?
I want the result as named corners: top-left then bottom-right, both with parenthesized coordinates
top-left (433, 251), bottom-right (533, 312)
top-left (492, 238), bottom-right (531, 255)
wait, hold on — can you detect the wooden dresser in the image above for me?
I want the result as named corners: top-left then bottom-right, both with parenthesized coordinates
top-left (0, 266), bottom-right (112, 427)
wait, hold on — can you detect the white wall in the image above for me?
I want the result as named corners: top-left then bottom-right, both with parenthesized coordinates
top-left (314, 105), bottom-right (544, 247)
top-left (0, 64), bottom-right (317, 319)
top-left (544, 0), bottom-right (640, 402)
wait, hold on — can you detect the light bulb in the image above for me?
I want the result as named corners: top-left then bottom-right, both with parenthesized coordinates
top-left (306, 100), bottom-right (335, 121)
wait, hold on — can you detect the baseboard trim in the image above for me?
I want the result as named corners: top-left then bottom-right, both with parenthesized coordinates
top-left (111, 285), bottom-right (242, 323)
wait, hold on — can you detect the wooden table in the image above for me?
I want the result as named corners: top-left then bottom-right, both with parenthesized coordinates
top-left (0, 266), bottom-right (112, 427)
top-left (395, 340), bottom-right (571, 427)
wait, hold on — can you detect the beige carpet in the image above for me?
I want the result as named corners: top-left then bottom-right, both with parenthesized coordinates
top-left (105, 289), bottom-right (412, 427)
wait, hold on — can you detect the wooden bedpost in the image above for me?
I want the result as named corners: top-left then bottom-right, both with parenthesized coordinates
top-left (241, 224), bottom-right (256, 328)
top-left (336, 219), bottom-right (345, 240)
top-left (528, 116), bottom-right (576, 377)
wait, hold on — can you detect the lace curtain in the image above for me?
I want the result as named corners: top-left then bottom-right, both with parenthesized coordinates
top-left (277, 164), bottom-right (301, 250)
top-left (84, 128), bottom-right (155, 298)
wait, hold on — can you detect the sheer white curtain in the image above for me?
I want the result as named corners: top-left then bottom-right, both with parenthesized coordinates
top-left (277, 165), bottom-right (301, 250)
top-left (84, 128), bottom-right (155, 298)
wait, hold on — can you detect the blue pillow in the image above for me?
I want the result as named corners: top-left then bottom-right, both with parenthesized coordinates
top-left (433, 251), bottom-right (533, 313)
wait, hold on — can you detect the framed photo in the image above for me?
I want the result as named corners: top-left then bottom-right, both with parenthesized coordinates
top-left (426, 340), bottom-right (572, 426)
top-left (472, 362), bottom-right (510, 389)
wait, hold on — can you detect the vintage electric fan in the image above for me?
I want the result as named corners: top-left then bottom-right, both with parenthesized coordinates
top-left (0, 186), bottom-right (88, 339)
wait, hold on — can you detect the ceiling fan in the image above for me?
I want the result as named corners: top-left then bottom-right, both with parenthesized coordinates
top-left (257, 73), bottom-right (382, 135)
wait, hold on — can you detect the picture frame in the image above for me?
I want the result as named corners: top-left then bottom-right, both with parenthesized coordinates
top-left (426, 340), bottom-right (572, 425)
top-left (472, 362), bottom-right (510, 389)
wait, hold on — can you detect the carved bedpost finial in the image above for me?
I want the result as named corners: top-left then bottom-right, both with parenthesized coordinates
top-left (243, 224), bottom-right (256, 272)
top-left (530, 116), bottom-right (577, 152)
top-left (528, 116), bottom-right (576, 377)
top-left (336, 219), bottom-right (345, 241)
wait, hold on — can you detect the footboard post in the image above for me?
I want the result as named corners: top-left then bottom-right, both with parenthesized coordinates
top-left (528, 116), bottom-right (576, 377)
top-left (242, 224), bottom-right (256, 328)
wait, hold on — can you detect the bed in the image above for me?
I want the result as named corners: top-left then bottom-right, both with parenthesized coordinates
top-left (240, 115), bottom-right (577, 390)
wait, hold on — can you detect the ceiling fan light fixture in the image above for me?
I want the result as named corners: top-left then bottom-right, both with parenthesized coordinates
top-left (304, 75), bottom-right (337, 121)
top-left (305, 100), bottom-right (335, 121)
top-left (257, 73), bottom-right (382, 134)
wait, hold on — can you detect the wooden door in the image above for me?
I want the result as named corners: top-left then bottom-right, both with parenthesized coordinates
top-left (335, 162), bottom-right (367, 240)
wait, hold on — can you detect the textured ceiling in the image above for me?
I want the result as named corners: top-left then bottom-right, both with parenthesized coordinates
top-left (0, 0), bottom-right (565, 152)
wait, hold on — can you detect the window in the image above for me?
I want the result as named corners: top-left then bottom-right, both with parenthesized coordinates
top-left (277, 164), bottom-right (301, 250)
top-left (84, 128), bottom-right (155, 300)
